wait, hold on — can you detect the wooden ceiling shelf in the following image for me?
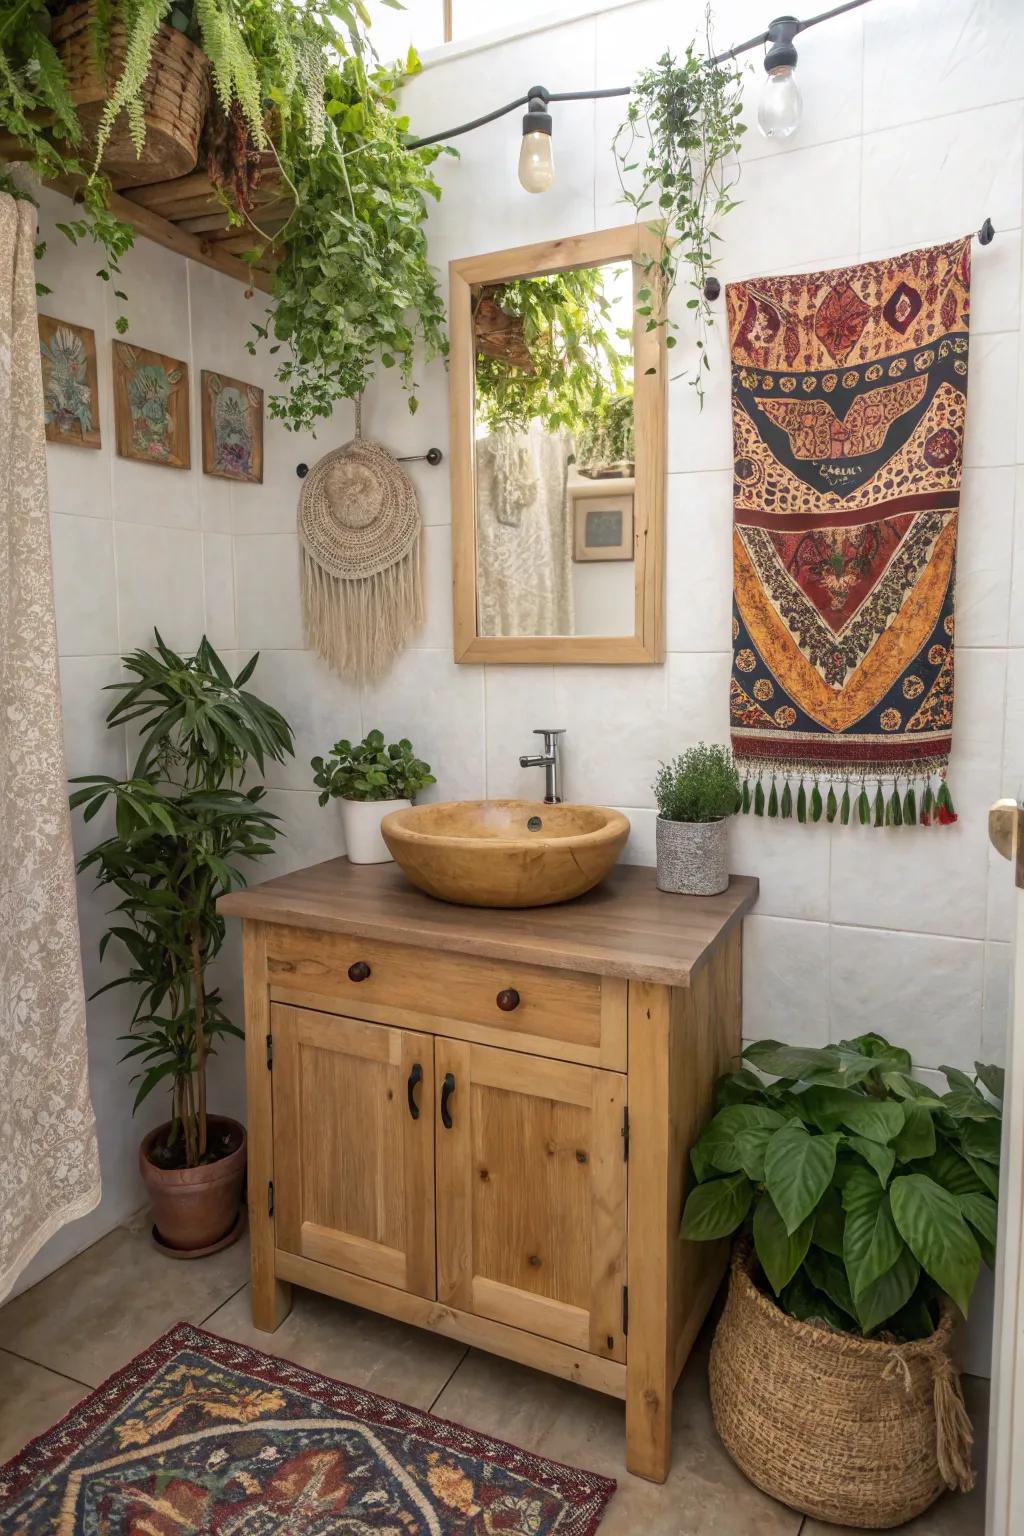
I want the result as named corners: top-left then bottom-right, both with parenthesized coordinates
top-left (64, 165), bottom-right (292, 294)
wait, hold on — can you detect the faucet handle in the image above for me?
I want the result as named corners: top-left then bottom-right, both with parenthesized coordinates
top-left (533, 727), bottom-right (565, 739)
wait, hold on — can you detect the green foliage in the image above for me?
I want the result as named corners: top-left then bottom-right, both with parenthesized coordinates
top-left (252, 49), bottom-right (450, 434)
top-left (574, 392), bottom-right (634, 473)
top-left (4, 2), bottom-right (447, 420)
top-left (653, 742), bottom-right (740, 823)
top-left (312, 728), bottom-right (435, 804)
top-left (680, 1034), bottom-right (1002, 1339)
top-left (613, 5), bottom-right (745, 406)
top-left (70, 632), bottom-right (294, 1168)
top-left (473, 268), bottom-right (630, 440)
top-left (0, 0), bottom-right (134, 308)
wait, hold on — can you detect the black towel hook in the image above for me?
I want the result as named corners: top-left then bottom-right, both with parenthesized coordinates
top-left (978, 217), bottom-right (995, 245)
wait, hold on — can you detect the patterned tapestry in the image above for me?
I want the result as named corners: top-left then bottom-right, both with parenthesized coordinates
top-left (727, 236), bottom-right (970, 827)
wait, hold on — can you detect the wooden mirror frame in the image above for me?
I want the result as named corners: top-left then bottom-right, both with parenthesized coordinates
top-left (450, 225), bottom-right (666, 665)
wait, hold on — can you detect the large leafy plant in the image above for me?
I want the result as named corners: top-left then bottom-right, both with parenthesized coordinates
top-left (473, 268), bottom-right (631, 439)
top-left (71, 633), bottom-right (293, 1168)
top-left (312, 729), bottom-right (435, 804)
top-left (614, 6), bottom-right (744, 405)
top-left (681, 1035), bottom-right (1002, 1340)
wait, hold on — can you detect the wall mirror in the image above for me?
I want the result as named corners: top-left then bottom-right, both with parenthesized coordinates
top-left (450, 225), bottom-right (666, 664)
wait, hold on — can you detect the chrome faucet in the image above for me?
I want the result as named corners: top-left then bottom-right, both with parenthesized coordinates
top-left (519, 729), bottom-right (565, 804)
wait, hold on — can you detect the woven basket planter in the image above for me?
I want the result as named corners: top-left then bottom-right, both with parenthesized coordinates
top-left (473, 289), bottom-right (533, 370)
top-left (53, 0), bottom-right (210, 185)
top-left (709, 1243), bottom-right (975, 1529)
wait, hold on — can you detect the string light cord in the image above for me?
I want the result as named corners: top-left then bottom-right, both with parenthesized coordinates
top-left (405, 0), bottom-right (876, 149)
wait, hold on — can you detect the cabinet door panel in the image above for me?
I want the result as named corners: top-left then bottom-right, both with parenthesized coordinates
top-left (271, 1004), bottom-right (435, 1298)
top-left (435, 1039), bottom-right (626, 1361)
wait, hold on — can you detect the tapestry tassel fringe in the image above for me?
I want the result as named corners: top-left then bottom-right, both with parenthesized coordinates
top-left (739, 772), bottom-right (957, 827)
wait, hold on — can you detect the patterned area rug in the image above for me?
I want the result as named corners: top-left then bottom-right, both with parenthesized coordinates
top-left (727, 236), bottom-right (970, 827)
top-left (0, 1323), bottom-right (615, 1534)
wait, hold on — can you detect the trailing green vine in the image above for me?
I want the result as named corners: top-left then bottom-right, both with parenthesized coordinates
top-left (613, 6), bottom-right (744, 405)
top-left (247, 49), bottom-right (451, 434)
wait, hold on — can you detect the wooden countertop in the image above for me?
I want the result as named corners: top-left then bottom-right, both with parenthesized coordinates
top-left (219, 860), bottom-right (758, 988)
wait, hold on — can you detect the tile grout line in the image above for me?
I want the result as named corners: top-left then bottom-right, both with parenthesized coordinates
top-left (0, 1345), bottom-right (94, 1394)
top-left (426, 1344), bottom-right (472, 1414)
top-left (197, 1278), bottom-right (250, 1330)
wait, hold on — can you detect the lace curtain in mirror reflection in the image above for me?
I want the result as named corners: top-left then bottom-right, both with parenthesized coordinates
top-left (472, 259), bottom-right (635, 638)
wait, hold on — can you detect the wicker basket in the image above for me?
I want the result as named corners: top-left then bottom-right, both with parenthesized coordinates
top-left (473, 289), bottom-right (533, 370)
top-left (53, 0), bottom-right (210, 185)
top-left (709, 1243), bottom-right (975, 1529)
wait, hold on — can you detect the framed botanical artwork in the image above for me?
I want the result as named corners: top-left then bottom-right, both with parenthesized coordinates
top-left (39, 316), bottom-right (101, 449)
top-left (200, 370), bottom-right (264, 483)
top-left (572, 488), bottom-right (635, 562)
top-left (113, 341), bottom-right (190, 468)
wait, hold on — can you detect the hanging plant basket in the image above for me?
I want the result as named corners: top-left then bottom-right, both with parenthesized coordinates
top-left (52, 0), bottom-right (211, 185)
top-left (473, 287), bottom-right (533, 371)
top-left (709, 1242), bottom-right (975, 1529)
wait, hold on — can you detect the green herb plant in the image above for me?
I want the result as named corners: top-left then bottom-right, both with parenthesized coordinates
top-left (312, 729), bottom-right (435, 804)
top-left (70, 632), bottom-right (294, 1169)
top-left (473, 267), bottom-right (631, 439)
top-left (680, 1035), bottom-right (1003, 1339)
top-left (653, 742), bottom-right (740, 822)
top-left (574, 391), bottom-right (635, 474)
top-left (614, 4), bottom-right (745, 405)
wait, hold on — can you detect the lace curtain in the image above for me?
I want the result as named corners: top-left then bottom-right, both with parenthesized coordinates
top-left (475, 424), bottom-right (573, 637)
top-left (0, 191), bottom-right (100, 1301)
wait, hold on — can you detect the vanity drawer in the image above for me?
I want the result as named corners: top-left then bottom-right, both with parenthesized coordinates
top-left (264, 925), bottom-right (626, 1070)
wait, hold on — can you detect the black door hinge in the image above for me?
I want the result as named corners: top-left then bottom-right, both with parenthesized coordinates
top-left (268, 1180), bottom-right (275, 1217)
top-left (622, 1285), bottom-right (629, 1336)
top-left (622, 1105), bottom-right (630, 1162)
top-left (266, 1033), bottom-right (273, 1070)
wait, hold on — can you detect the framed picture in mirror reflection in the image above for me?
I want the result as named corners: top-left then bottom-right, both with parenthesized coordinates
top-left (572, 489), bottom-right (634, 562)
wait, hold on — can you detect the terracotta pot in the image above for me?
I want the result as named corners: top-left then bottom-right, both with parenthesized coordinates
top-left (140, 1116), bottom-right (246, 1255)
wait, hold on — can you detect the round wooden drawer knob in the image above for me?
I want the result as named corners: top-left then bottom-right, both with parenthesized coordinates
top-left (348, 961), bottom-right (371, 983)
top-left (496, 988), bottom-right (521, 1012)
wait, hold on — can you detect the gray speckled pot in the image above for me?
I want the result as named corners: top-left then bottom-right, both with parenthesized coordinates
top-left (656, 816), bottom-right (729, 896)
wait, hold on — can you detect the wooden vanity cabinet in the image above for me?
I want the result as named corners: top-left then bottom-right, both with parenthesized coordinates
top-left (222, 860), bottom-right (757, 1483)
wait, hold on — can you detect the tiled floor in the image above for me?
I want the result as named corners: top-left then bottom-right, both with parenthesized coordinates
top-left (0, 1214), bottom-right (988, 1535)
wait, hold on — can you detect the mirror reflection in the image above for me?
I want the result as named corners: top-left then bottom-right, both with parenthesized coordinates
top-left (472, 260), bottom-right (635, 639)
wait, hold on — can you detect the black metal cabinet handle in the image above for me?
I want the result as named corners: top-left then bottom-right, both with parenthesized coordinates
top-left (440, 1071), bottom-right (456, 1129)
top-left (496, 988), bottom-right (521, 1012)
top-left (348, 960), bottom-right (371, 982)
top-left (407, 1062), bottom-right (423, 1120)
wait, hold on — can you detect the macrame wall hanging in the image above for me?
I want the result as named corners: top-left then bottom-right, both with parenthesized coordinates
top-left (298, 398), bottom-right (423, 682)
top-left (727, 235), bottom-right (971, 827)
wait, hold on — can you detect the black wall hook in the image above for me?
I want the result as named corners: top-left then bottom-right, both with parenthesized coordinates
top-left (704, 276), bottom-right (722, 302)
top-left (296, 447), bottom-right (443, 478)
top-left (978, 217), bottom-right (995, 246)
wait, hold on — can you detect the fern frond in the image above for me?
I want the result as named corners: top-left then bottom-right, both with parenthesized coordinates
top-left (194, 0), bottom-right (266, 148)
top-left (93, 0), bottom-right (169, 166)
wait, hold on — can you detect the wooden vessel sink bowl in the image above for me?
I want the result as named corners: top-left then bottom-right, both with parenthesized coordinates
top-left (380, 799), bottom-right (631, 908)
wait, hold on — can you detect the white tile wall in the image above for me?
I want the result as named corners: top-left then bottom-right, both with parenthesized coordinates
top-left (35, 0), bottom-right (1024, 1307)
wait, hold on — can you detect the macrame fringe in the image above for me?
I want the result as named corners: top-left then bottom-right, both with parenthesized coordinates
top-left (300, 543), bottom-right (423, 683)
top-left (736, 762), bottom-right (958, 829)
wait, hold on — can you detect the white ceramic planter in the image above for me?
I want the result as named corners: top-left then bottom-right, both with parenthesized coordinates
top-left (340, 797), bottom-right (411, 864)
top-left (655, 816), bottom-right (729, 896)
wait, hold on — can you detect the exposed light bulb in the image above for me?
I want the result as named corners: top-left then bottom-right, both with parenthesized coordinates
top-left (518, 88), bottom-right (554, 194)
top-left (519, 131), bottom-right (555, 193)
top-left (757, 64), bottom-right (802, 139)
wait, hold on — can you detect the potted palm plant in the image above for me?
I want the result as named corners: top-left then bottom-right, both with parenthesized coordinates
top-left (653, 742), bottom-right (740, 896)
top-left (71, 632), bottom-right (293, 1256)
top-left (312, 730), bottom-right (435, 865)
top-left (681, 1035), bottom-right (1001, 1527)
